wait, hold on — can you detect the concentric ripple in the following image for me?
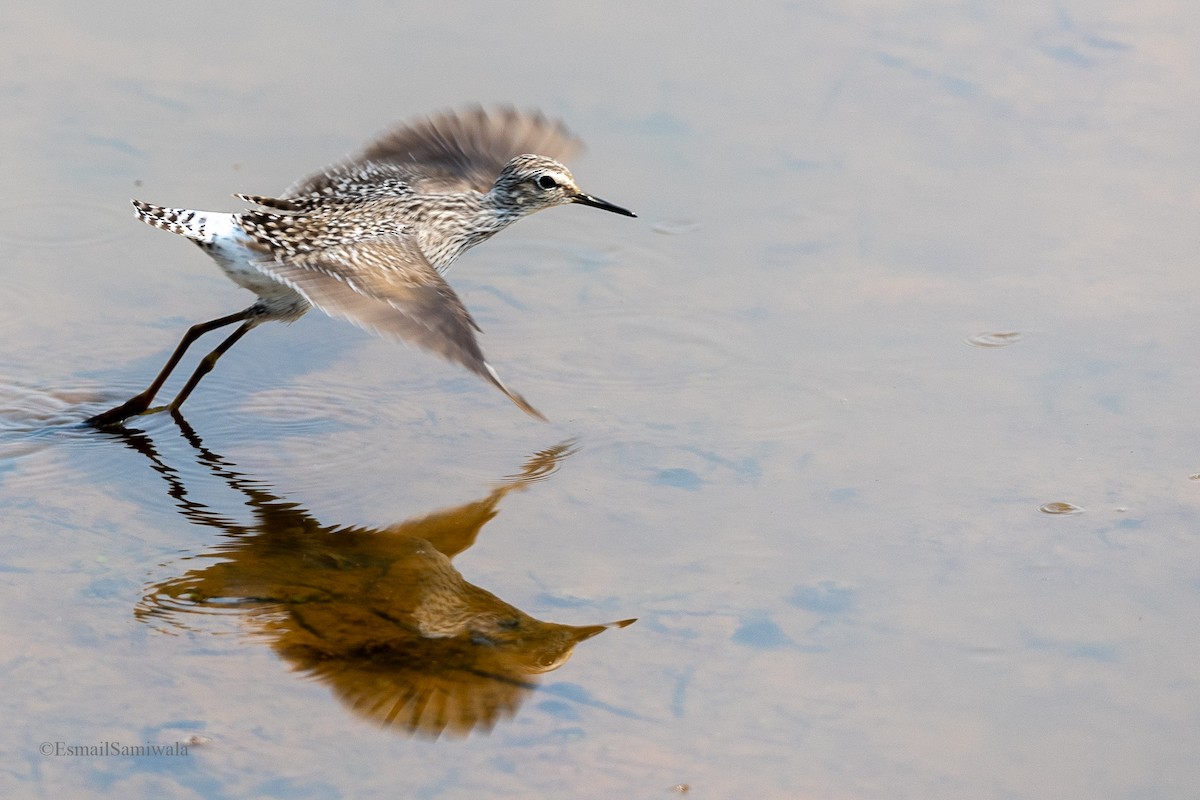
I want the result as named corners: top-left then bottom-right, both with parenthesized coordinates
top-left (0, 197), bottom-right (128, 248)
top-left (0, 383), bottom-right (111, 486)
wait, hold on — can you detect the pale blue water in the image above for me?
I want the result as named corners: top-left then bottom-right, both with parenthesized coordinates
top-left (2, 2), bottom-right (1199, 798)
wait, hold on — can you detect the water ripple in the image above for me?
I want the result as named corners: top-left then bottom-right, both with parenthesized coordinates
top-left (234, 384), bottom-right (384, 428)
top-left (0, 383), bottom-right (105, 481)
top-left (0, 197), bottom-right (128, 248)
top-left (526, 305), bottom-right (733, 395)
top-left (0, 383), bottom-right (102, 434)
top-left (652, 219), bottom-right (702, 235)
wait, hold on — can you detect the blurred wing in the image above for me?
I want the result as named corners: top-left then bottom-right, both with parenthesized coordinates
top-left (256, 235), bottom-right (544, 420)
top-left (286, 106), bottom-right (583, 197)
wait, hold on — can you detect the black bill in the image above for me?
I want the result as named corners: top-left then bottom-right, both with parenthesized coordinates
top-left (573, 192), bottom-right (637, 217)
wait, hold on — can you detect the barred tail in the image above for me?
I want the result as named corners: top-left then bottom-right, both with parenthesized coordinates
top-left (131, 199), bottom-right (232, 244)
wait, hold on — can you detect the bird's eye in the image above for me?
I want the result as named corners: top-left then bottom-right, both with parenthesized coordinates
top-left (537, 175), bottom-right (558, 190)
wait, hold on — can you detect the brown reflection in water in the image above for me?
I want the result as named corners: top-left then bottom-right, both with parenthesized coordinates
top-left (111, 418), bottom-right (635, 739)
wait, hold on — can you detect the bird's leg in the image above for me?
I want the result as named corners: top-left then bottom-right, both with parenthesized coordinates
top-left (88, 307), bottom-right (259, 427)
top-left (164, 318), bottom-right (258, 413)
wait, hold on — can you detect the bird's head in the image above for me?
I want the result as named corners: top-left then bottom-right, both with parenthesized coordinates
top-left (491, 154), bottom-right (635, 218)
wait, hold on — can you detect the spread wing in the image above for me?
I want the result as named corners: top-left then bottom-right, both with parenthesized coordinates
top-left (255, 235), bottom-right (544, 420)
top-left (284, 106), bottom-right (583, 198)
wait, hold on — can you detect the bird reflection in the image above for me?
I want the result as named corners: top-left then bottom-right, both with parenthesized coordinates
top-left (111, 416), bottom-right (634, 739)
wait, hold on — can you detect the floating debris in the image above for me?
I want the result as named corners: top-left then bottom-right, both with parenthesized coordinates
top-left (966, 331), bottom-right (1023, 348)
top-left (1039, 501), bottom-right (1084, 515)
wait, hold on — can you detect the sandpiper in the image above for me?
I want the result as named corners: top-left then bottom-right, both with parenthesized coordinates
top-left (88, 106), bottom-right (635, 427)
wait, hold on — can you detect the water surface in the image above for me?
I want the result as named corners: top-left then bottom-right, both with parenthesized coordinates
top-left (2, 2), bottom-right (1199, 798)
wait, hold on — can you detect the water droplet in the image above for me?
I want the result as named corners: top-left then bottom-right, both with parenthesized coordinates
top-left (1039, 501), bottom-right (1084, 515)
top-left (966, 331), bottom-right (1023, 348)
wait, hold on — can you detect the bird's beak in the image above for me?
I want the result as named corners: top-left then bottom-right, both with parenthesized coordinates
top-left (573, 192), bottom-right (637, 218)
top-left (573, 618), bottom-right (638, 642)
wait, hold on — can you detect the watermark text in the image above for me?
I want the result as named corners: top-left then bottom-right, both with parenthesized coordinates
top-left (40, 741), bottom-right (192, 757)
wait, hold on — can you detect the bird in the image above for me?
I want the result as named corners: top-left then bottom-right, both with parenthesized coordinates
top-left (87, 106), bottom-right (636, 427)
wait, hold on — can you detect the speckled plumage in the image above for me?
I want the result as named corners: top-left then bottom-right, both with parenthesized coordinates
top-left (89, 107), bottom-right (635, 427)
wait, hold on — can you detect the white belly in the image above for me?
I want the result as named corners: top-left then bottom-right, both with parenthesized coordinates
top-left (198, 215), bottom-right (310, 320)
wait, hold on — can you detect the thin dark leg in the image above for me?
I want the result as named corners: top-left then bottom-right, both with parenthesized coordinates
top-left (166, 319), bottom-right (256, 412)
top-left (88, 307), bottom-right (259, 427)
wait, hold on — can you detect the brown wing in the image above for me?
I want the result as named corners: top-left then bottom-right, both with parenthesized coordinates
top-left (285, 106), bottom-right (583, 198)
top-left (255, 235), bottom-right (544, 420)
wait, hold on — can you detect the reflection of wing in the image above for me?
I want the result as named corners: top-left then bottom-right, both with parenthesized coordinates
top-left (263, 546), bottom-right (534, 740)
top-left (383, 438), bottom-right (579, 558)
top-left (286, 106), bottom-right (583, 197)
top-left (255, 235), bottom-right (544, 420)
top-left (291, 646), bottom-right (534, 739)
top-left (275, 608), bottom-right (626, 739)
top-left (257, 538), bottom-right (629, 739)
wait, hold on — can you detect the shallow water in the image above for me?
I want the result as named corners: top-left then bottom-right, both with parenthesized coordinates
top-left (3, 2), bottom-right (1200, 798)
